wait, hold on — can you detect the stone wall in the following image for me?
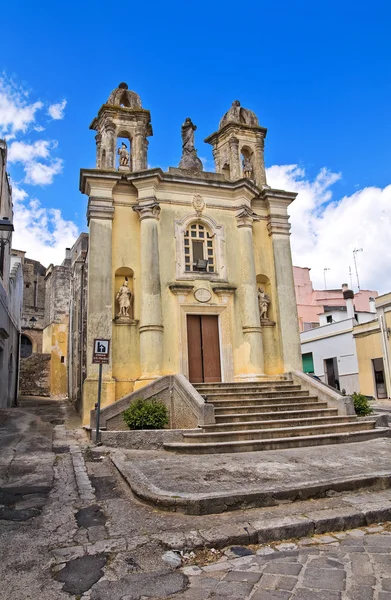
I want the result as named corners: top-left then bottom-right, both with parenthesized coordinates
top-left (19, 354), bottom-right (51, 396)
top-left (68, 233), bottom-right (88, 410)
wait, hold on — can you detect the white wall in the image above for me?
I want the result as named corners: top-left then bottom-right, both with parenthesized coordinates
top-left (301, 318), bottom-right (360, 394)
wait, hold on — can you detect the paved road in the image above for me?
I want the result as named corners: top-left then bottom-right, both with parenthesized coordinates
top-left (1, 398), bottom-right (391, 600)
top-left (178, 529), bottom-right (391, 600)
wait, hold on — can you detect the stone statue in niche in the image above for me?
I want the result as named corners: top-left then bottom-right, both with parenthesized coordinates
top-left (179, 118), bottom-right (203, 172)
top-left (243, 156), bottom-right (253, 179)
top-left (116, 278), bottom-right (132, 318)
top-left (117, 142), bottom-right (130, 167)
top-left (258, 288), bottom-right (271, 320)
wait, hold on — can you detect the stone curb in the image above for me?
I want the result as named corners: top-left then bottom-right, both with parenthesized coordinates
top-left (110, 450), bottom-right (391, 515)
top-left (151, 505), bottom-right (391, 552)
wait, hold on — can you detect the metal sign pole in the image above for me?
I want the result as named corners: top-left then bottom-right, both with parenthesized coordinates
top-left (96, 363), bottom-right (103, 444)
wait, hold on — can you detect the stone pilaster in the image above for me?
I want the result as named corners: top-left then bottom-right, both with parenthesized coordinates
top-left (82, 194), bottom-right (116, 423)
top-left (133, 198), bottom-right (164, 383)
top-left (235, 206), bottom-right (264, 378)
top-left (229, 137), bottom-right (240, 180)
top-left (263, 188), bottom-right (302, 372)
top-left (133, 127), bottom-right (146, 171)
top-left (254, 136), bottom-right (266, 187)
top-left (104, 121), bottom-right (116, 169)
top-left (95, 134), bottom-right (102, 169)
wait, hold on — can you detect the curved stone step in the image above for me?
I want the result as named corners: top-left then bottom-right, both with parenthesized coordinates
top-left (195, 382), bottom-right (297, 393)
top-left (210, 395), bottom-right (317, 408)
top-left (214, 401), bottom-right (326, 415)
top-left (202, 415), bottom-right (357, 432)
top-left (164, 428), bottom-right (391, 454)
top-left (203, 389), bottom-right (308, 400)
top-left (182, 421), bottom-right (374, 443)
top-left (215, 407), bottom-right (338, 423)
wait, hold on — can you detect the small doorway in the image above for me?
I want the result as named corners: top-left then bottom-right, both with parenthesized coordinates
top-left (187, 315), bottom-right (221, 383)
top-left (324, 357), bottom-right (340, 390)
top-left (373, 357), bottom-right (387, 399)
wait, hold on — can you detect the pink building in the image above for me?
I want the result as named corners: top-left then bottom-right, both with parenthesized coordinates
top-left (293, 266), bottom-right (378, 332)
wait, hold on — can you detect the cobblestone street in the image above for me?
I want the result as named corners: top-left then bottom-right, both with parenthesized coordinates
top-left (2, 398), bottom-right (391, 600)
top-left (178, 529), bottom-right (391, 600)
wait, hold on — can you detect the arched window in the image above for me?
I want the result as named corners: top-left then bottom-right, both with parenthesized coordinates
top-left (184, 223), bottom-right (215, 273)
top-left (21, 334), bottom-right (33, 358)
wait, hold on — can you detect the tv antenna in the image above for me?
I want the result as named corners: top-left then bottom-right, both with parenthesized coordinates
top-left (353, 248), bottom-right (363, 291)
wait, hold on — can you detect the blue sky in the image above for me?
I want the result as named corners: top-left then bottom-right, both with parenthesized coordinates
top-left (1, 0), bottom-right (391, 292)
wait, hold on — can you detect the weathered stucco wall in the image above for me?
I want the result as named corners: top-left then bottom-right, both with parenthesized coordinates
top-left (19, 353), bottom-right (50, 396)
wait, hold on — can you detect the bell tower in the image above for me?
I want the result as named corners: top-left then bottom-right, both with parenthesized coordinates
top-left (90, 82), bottom-right (153, 172)
top-left (205, 100), bottom-right (267, 188)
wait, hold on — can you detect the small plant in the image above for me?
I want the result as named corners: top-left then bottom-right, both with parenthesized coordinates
top-left (123, 397), bottom-right (169, 430)
top-left (352, 392), bottom-right (373, 416)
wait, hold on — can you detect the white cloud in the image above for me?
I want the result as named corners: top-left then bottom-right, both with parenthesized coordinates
top-left (48, 99), bottom-right (67, 120)
top-left (0, 77), bottom-right (43, 139)
top-left (11, 184), bottom-right (79, 266)
top-left (24, 158), bottom-right (63, 185)
top-left (8, 140), bottom-right (51, 163)
top-left (266, 164), bottom-right (391, 294)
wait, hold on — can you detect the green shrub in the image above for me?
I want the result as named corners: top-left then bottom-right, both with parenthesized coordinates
top-left (123, 398), bottom-right (169, 430)
top-left (352, 392), bottom-right (373, 416)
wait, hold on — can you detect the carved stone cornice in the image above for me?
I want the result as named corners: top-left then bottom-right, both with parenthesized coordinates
top-left (235, 205), bottom-right (261, 228)
top-left (267, 214), bottom-right (291, 236)
top-left (169, 283), bottom-right (194, 296)
top-left (133, 198), bottom-right (161, 221)
top-left (87, 196), bottom-right (114, 222)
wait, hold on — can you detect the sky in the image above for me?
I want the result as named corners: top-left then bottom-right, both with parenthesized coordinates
top-left (1, 0), bottom-right (391, 293)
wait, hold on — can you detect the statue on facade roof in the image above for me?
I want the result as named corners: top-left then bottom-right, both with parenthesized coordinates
top-left (118, 142), bottom-right (130, 168)
top-left (178, 117), bottom-right (203, 172)
top-left (242, 156), bottom-right (253, 179)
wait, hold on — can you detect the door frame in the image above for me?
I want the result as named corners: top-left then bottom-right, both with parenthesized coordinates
top-left (180, 304), bottom-right (232, 383)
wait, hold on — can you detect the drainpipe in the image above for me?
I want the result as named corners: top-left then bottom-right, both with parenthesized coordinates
top-left (378, 306), bottom-right (391, 399)
top-left (342, 283), bottom-right (355, 320)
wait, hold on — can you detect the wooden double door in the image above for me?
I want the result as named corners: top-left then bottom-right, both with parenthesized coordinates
top-left (187, 315), bottom-right (221, 383)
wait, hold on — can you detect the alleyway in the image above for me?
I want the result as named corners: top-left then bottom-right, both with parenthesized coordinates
top-left (1, 398), bottom-right (391, 599)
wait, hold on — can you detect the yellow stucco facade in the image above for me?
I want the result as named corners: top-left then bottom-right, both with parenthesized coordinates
top-left (42, 322), bottom-right (68, 399)
top-left (79, 84), bottom-right (302, 424)
top-left (354, 292), bottom-right (391, 399)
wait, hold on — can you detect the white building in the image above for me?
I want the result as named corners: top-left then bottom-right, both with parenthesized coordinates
top-left (0, 140), bottom-right (23, 408)
top-left (300, 285), bottom-right (376, 395)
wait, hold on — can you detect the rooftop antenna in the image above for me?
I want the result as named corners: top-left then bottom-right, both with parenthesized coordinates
top-left (323, 267), bottom-right (330, 289)
top-left (348, 266), bottom-right (353, 289)
top-left (353, 248), bottom-right (363, 291)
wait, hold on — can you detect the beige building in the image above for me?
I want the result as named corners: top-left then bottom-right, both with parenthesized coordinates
top-left (79, 83), bottom-right (302, 423)
top-left (354, 293), bottom-right (391, 399)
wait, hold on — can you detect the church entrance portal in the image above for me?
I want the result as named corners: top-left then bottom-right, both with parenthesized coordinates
top-left (187, 315), bottom-right (221, 383)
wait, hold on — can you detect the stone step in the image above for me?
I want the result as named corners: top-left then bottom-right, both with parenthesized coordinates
top-left (214, 400), bottom-right (323, 415)
top-left (164, 428), bottom-right (391, 454)
top-left (182, 421), bottom-right (373, 444)
top-left (195, 377), bottom-right (290, 389)
top-left (209, 395), bottom-right (317, 408)
top-left (202, 389), bottom-right (308, 400)
top-left (202, 414), bottom-right (357, 432)
top-left (194, 381), bottom-right (296, 393)
top-left (215, 407), bottom-right (338, 423)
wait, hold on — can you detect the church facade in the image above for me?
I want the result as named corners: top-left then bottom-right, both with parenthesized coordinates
top-left (79, 83), bottom-right (301, 423)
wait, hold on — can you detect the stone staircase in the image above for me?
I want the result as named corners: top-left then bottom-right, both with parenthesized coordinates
top-left (164, 379), bottom-right (389, 454)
